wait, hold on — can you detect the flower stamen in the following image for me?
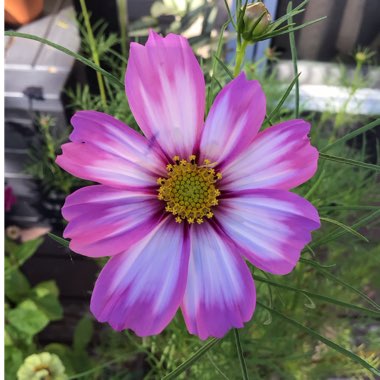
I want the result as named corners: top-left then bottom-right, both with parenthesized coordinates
top-left (157, 155), bottom-right (222, 224)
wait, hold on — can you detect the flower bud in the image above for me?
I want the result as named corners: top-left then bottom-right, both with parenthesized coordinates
top-left (241, 2), bottom-right (271, 41)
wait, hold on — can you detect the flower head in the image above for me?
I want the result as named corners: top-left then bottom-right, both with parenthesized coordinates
top-left (56, 31), bottom-right (320, 340)
top-left (241, 2), bottom-right (271, 41)
top-left (17, 352), bottom-right (67, 380)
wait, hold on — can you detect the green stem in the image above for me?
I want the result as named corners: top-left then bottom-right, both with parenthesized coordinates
top-left (287, 1), bottom-right (299, 118)
top-left (233, 329), bottom-right (249, 380)
top-left (117, 0), bottom-right (129, 59)
top-left (335, 61), bottom-right (362, 128)
top-left (79, 0), bottom-right (107, 109)
top-left (233, 40), bottom-right (249, 77)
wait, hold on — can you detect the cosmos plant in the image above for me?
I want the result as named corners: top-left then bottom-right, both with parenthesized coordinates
top-left (56, 30), bottom-right (320, 340)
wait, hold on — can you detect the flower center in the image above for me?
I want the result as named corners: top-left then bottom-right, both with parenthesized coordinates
top-left (157, 155), bottom-right (222, 224)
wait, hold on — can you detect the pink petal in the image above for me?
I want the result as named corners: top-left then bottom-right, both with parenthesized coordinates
top-left (56, 111), bottom-right (165, 189)
top-left (181, 223), bottom-right (256, 340)
top-left (62, 185), bottom-right (161, 257)
top-left (90, 217), bottom-right (190, 336)
top-left (216, 190), bottom-right (320, 275)
top-left (199, 73), bottom-right (265, 166)
top-left (221, 120), bottom-right (319, 191)
top-left (125, 30), bottom-right (205, 159)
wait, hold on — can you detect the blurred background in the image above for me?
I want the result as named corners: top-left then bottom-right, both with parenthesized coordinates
top-left (4, 0), bottom-right (380, 379)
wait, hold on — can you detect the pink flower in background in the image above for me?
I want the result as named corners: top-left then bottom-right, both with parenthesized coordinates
top-left (5, 185), bottom-right (17, 212)
top-left (56, 31), bottom-right (320, 340)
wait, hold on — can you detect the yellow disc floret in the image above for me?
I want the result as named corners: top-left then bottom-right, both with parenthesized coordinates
top-left (157, 155), bottom-right (222, 224)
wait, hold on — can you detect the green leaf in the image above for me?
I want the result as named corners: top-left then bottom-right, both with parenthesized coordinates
top-left (4, 31), bottom-right (124, 90)
top-left (254, 275), bottom-right (380, 317)
top-left (233, 329), bottom-right (249, 380)
top-left (5, 268), bottom-right (30, 303)
top-left (48, 233), bottom-right (70, 248)
top-left (321, 118), bottom-right (380, 152)
top-left (4, 345), bottom-right (24, 380)
top-left (257, 302), bottom-right (380, 377)
top-left (257, 17), bottom-right (327, 41)
top-left (223, 0), bottom-right (237, 29)
top-left (73, 315), bottom-right (94, 352)
top-left (320, 216), bottom-right (369, 243)
top-left (5, 238), bottom-right (44, 274)
top-left (319, 205), bottom-right (380, 212)
top-left (214, 55), bottom-right (234, 79)
top-left (299, 258), bottom-right (380, 311)
top-left (4, 238), bottom-right (19, 255)
top-left (313, 209), bottom-right (380, 247)
top-left (267, 73), bottom-right (301, 122)
top-left (162, 338), bottom-right (220, 379)
top-left (31, 281), bottom-right (63, 321)
top-left (266, 0), bottom-right (309, 31)
top-left (319, 152), bottom-right (380, 171)
top-left (7, 300), bottom-right (49, 337)
top-left (14, 238), bottom-right (43, 263)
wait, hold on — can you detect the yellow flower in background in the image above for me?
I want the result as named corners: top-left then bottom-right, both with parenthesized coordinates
top-left (17, 352), bottom-right (67, 380)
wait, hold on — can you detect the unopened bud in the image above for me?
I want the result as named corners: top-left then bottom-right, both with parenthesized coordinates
top-left (354, 48), bottom-right (375, 65)
top-left (242, 2), bottom-right (271, 41)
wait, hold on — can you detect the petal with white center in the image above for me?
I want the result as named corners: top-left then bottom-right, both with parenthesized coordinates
top-left (91, 217), bottom-right (190, 336)
top-left (217, 189), bottom-right (320, 275)
top-left (199, 73), bottom-right (266, 166)
top-left (125, 30), bottom-right (205, 159)
top-left (181, 223), bottom-right (256, 340)
top-left (222, 120), bottom-right (318, 191)
top-left (62, 185), bottom-right (161, 257)
top-left (56, 110), bottom-right (165, 189)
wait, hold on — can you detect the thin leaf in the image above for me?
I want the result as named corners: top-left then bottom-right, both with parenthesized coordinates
top-left (267, 0), bottom-right (309, 31)
top-left (207, 352), bottom-right (231, 380)
top-left (237, 0), bottom-right (249, 31)
top-left (299, 258), bottom-right (380, 311)
top-left (233, 329), bottom-right (249, 380)
top-left (267, 73), bottom-right (301, 121)
top-left (223, 0), bottom-right (237, 29)
top-left (319, 205), bottom-right (380, 211)
top-left (48, 233), bottom-right (70, 248)
top-left (214, 55), bottom-right (234, 79)
top-left (162, 339), bottom-right (220, 380)
top-left (207, 21), bottom-right (229, 110)
top-left (304, 163), bottom-right (325, 200)
top-left (254, 275), bottom-right (380, 318)
top-left (257, 17), bottom-right (327, 41)
top-left (319, 152), bottom-right (380, 171)
top-left (313, 209), bottom-right (380, 247)
top-left (320, 216), bottom-right (369, 243)
top-left (322, 118), bottom-right (380, 152)
top-left (287, 1), bottom-right (299, 118)
top-left (257, 302), bottom-right (380, 377)
top-left (5, 31), bottom-right (124, 90)
top-left (268, 9), bottom-right (305, 31)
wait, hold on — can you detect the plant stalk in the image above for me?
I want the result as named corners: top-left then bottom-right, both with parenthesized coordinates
top-left (79, 0), bottom-right (107, 109)
top-left (233, 40), bottom-right (249, 77)
top-left (233, 329), bottom-right (249, 380)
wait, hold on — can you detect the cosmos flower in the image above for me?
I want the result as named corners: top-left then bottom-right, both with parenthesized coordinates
top-left (56, 31), bottom-right (320, 340)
